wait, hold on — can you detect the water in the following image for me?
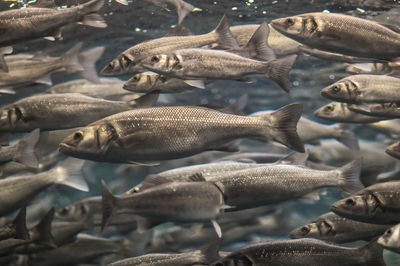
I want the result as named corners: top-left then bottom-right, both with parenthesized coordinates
top-left (1, 0), bottom-right (400, 265)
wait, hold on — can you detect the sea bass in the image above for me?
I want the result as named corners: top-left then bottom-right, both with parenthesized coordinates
top-left (59, 104), bottom-right (304, 163)
top-left (271, 12), bottom-right (400, 61)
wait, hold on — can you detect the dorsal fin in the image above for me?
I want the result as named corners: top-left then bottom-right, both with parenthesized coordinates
top-left (245, 22), bottom-right (276, 61)
top-left (140, 174), bottom-right (172, 190)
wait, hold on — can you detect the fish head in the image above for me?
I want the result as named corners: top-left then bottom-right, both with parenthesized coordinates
top-left (59, 123), bottom-right (117, 160)
top-left (0, 106), bottom-right (24, 130)
top-left (123, 72), bottom-right (160, 92)
top-left (289, 223), bottom-right (315, 239)
top-left (386, 141), bottom-right (400, 159)
top-left (378, 225), bottom-right (400, 249)
top-left (331, 193), bottom-right (379, 220)
top-left (314, 102), bottom-right (342, 120)
top-left (55, 202), bottom-right (89, 221)
top-left (321, 81), bottom-right (357, 102)
top-left (271, 14), bottom-right (319, 40)
top-left (101, 53), bottom-right (136, 76)
top-left (211, 254), bottom-right (253, 266)
top-left (141, 53), bottom-right (184, 75)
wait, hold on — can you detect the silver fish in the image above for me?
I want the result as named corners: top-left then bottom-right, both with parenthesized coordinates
top-left (346, 61), bottom-right (400, 75)
top-left (59, 104), bottom-right (304, 163)
top-left (290, 212), bottom-right (391, 243)
top-left (348, 103), bottom-right (400, 118)
top-left (209, 159), bottom-right (362, 210)
top-left (211, 238), bottom-right (385, 266)
top-left (0, 43), bottom-right (103, 90)
top-left (321, 75), bottom-right (400, 103)
top-left (314, 102), bottom-right (388, 123)
top-left (271, 12), bottom-right (400, 60)
top-left (378, 223), bottom-right (400, 253)
top-left (140, 48), bottom-right (297, 93)
top-left (0, 93), bottom-right (157, 133)
top-left (0, 158), bottom-right (87, 216)
top-left (100, 15), bottom-right (237, 76)
top-left (0, 0), bottom-right (106, 47)
top-left (331, 180), bottom-right (400, 224)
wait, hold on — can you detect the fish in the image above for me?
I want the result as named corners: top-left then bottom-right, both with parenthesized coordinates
top-left (27, 234), bottom-right (133, 266)
top-left (364, 120), bottom-right (400, 138)
top-left (100, 15), bottom-right (237, 76)
top-left (0, 158), bottom-right (87, 216)
top-left (348, 103), bottom-right (400, 118)
top-left (211, 238), bottom-right (385, 266)
top-left (47, 78), bottom-right (136, 101)
top-left (0, 128), bottom-right (40, 168)
top-left (108, 243), bottom-right (220, 266)
top-left (0, 0), bottom-right (106, 47)
top-left (0, 43), bottom-right (103, 90)
top-left (346, 61), bottom-right (400, 75)
top-left (378, 223), bottom-right (400, 253)
top-left (314, 102), bottom-right (388, 123)
top-left (123, 71), bottom-right (197, 93)
top-left (331, 180), bottom-right (400, 224)
top-left (252, 110), bottom-right (359, 150)
top-left (140, 23), bottom-right (297, 93)
top-left (289, 212), bottom-right (391, 243)
top-left (229, 24), bottom-right (301, 56)
top-left (101, 176), bottom-right (226, 236)
top-left (208, 159), bottom-right (362, 210)
top-left (386, 141), bottom-right (400, 160)
top-left (0, 93), bottom-right (157, 133)
top-left (271, 12), bottom-right (400, 61)
top-left (321, 75), bottom-right (400, 103)
top-left (144, 0), bottom-right (196, 24)
top-left (59, 104), bottom-right (304, 163)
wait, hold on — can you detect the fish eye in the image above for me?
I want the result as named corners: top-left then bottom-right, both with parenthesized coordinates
top-left (151, 56), bottom-right (160, 63)
top-left (286, 18), bottom-right (295, 26)
top-left (301, 226), bottom-right (310, 234)
top-left (345, 198), bottom-right (355, 206)
top-left (132, 75), bottom-right (139, 81)
top-left (325, 105), bottom-right (335, 112)
top-left (108, 62), bottom-right (115, 69)
top-left (331, 85), bottom-right (340, 93)
top-left (73, 132), bottom-right (83, 142)
top-left (385, 229), bottom-right (392, 235)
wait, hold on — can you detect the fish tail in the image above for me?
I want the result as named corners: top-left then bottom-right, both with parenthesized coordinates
top-left (12, 207), bottom-right (30, 241)
top-left (79, 0), bottom-right (107, 28)
top-left (245, 22), bottom-right (276, 61)
top-left (264, 54), bottom-right (297, 93)
top-left (263, 103), bottom-right (304, 152)
top-left (14, 128), bottom-right (40, 168)
top-left (213, 15), bottom-right (239, 49)
top-left (359, 239), bottom-right (386, 266)
top-left (61, 42), bottom-right (84, 74)
top-left (54, 158), bottom-right (88, 192)
top-left (177, 0), bottom-right (194, 24)
top-left (77, 46), bottom-right (105, 83)
top-left (333, 124), bottom-right (360, 151)
top-left (33, 208), bottom-right (57, 248)
top-left (101, 179), bottom-right (118, 231)
top-left (337, 158), bottom-right (363, 194)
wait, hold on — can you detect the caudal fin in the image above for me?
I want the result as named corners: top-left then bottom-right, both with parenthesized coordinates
top-left (62, 42), bottom-right (84, 74)
top-left (33, 208), bottom-right (57, 248)
top-left (333, 124), bottom-right (360, 151)
top-left (14, 128), bottom-right (40, 168)
top-left (245, 22), bottom-right (276, 61)
top-left (77, 46), bottom-right (104, 83)
top-left (53, 158), bottom-right (88, 192)
top-left (79, 0), bottom-right (107, 28)
top-left (101, 180), bottom-right (118, 231)
top-left (265, 54), bottom-right (297, 93)
top-left (214, 15), bottom-right (240, 50)
top-left (12, 207), bottom-right (30, 241)
top-left (337, 158), bottom-right (363, 194)
top-left (264, 103), bottom-right (304, 152)
top-left (359, 239), bottom-right (386, 266)
top-left (177, 0), bottom-right (194, 24)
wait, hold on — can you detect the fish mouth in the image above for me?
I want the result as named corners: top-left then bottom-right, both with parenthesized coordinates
top-left (59, 143), bottom-right (74, 154)
top-left (329, 203), bottom-right (342, 214)
top-left (320, 88), bottom-right (331, 99)
top-left (386, 147), bottom-right (400, 159)
top-left (270, 19), bottom-right (285, 32)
